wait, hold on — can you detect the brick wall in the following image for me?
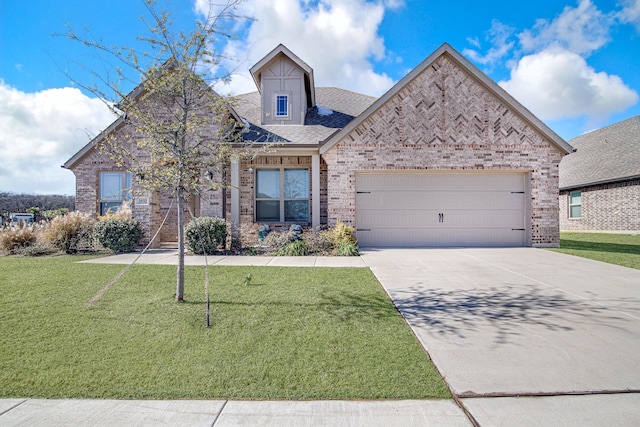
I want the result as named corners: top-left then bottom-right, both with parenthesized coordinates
top-left (560, 179), bottom-right (640, 231)
top-left (226, 155), bottom-right (327, 246)
top-left (69, 120), bottom-right (225, 247)
top-left (322, 54), bottom-right (565, 247)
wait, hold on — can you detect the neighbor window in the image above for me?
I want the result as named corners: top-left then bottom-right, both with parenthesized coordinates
top-left (569, 191), bottom-right (582, 218)
top-left (255, 168), bottom-right (309, 222)
top-left (99, 171), bottom-right (132, 215)
top-left (275, 94), bottom-right (289, 117)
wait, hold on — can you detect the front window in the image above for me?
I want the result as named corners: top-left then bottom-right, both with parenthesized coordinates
top-left (569, 191), bottom-right (582, 218)
top-left (99, 171), bottom-right (132, 215)
top-left (255, 168), bottom-right (309, 222)
top-left (275, 94), bottom-right (289, 117)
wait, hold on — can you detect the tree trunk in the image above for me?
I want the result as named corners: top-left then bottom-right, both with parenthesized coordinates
top-left (176, 189), bottom-right (185, 301)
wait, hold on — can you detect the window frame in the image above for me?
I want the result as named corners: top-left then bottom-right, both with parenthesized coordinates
top-left (99, 171), bottom-right (132, 215)
top-left (255, 167), bottom-right (310, 223)
top-left (569, 190), bottom-right (582, 218)
top-left (274, 93), bottom-right (290, 118)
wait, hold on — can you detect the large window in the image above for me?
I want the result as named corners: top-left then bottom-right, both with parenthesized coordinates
top-left (275, 94), bottom-right (289, 118)
top-left (569, 191), bottom-right (582, 218)
top-left (255, 168), bottom-right (309, 222)
top-left (99, 171), bottom-right (132, 215)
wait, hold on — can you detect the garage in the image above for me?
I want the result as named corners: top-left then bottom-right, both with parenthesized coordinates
top-left (355, 172), bottom-right (529, 247)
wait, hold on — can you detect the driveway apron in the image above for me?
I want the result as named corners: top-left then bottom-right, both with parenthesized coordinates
top-left (361, 248), bottom-right (640, 397)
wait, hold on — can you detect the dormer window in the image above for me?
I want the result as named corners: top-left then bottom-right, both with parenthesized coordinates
top-left (275, 94), bottom-right (289, 118)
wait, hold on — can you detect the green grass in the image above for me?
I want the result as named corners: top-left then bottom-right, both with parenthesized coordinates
top-left (0, 255), bottom-right (451, 400)
top-left (551, 232), bottom-right (640, 270)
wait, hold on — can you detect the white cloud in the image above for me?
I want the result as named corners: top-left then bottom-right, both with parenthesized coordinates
top-left (463, 20), bottom-right (516, 66)
top-left (499, 48), bottom-right (638, 120)
top-left (204, 0), bottom-right (399, 97)
top-left (618, 0), bottom-right (640, 30)
top-left (518, 0), bottom-right (612, 56)
top-left (0, 81), bottom-right (116, 195)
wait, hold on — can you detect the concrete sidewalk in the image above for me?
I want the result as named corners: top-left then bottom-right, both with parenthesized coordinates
top-left (80, 249), bottom-right (368, 267)
top-left (0, 398), bottom-right (471, 426)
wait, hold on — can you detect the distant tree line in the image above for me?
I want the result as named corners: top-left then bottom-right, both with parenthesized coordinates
top-left (0, 192), bottom-right (75, 220)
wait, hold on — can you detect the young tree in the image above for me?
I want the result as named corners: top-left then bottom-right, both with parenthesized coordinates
top-left (66, 0), bottom-right (250, 301)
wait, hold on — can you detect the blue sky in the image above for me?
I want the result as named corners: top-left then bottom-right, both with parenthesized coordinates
top-left (1, 0), bottom-right (639, 195)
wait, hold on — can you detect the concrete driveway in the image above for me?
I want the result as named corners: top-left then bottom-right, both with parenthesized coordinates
top-left (361, 248), bottom-right (640, 425)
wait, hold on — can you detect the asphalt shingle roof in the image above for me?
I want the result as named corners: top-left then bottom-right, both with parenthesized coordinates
top-left (559, 115), bottom-right (640, 190)
top-left (232, 87), bottom-right (376, 144)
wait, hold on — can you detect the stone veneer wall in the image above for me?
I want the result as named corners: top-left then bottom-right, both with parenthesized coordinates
top-left (322, 54), bottom-right (565, 247)
top-left (559, 179), bottom-right (640, 231)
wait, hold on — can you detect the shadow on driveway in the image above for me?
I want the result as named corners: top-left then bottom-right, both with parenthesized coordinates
top-left (392, 284), bottom-right (632, 345)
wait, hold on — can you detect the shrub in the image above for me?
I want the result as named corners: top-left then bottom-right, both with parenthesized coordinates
top-left (185, 216), bottom-right (227, 254)
top-left (42, 211), bottom-right (95, 254)
top-left (302, 229), bottom-right (331, 255)
top-left (94, 218), bottom-right (143, 253)
top-left (42, 208), bottom-right (69, 220)
top-left (261, 230), bottom-right (297, 251)
top-left (276, 240), bottom-right (309, 256)
top-left (13, 242), bottom-right (56, 257)
top-left (0, 226), bottom-right (38, 254)
top-left (324, 220), bottom-right (357, 245)
top-left (336, 241), bottom-right (359, 256)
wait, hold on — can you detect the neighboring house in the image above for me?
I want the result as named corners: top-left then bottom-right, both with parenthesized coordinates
top-left (64, 43), bottom-right (573, 248)
top-left (559, 116), bottom-right (640, 232)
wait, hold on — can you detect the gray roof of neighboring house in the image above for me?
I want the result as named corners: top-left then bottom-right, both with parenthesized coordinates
top-left (559, 115), bottom-right (640, 190)
top-left (232, 87), bottom-right (376, 145)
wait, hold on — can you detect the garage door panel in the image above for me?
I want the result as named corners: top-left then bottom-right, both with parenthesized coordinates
top-left (356, 173), bottom-right (524, 192)
top-left (357, 191), bottom-right (524, 210)
top-left (355, 173), bottom-right (528, 247)
top-left (357, 228), bottom-right (526, 247)
top-left (357, 209), bottom-right (524, 229)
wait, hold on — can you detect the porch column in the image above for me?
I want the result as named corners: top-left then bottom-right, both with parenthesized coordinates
top-left (312, 153), bottom-right (320, 229)
top-left (230, 160), bottom-right (240, 229)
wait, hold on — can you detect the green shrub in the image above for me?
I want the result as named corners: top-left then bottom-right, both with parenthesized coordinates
top-left (276, 240), bottom-right (309, 256)
top-left (336, 241), bottom-right (359, 256)
top-left (94, 218), bottom-right (144, 253)
top-left (42, 211), bottom-right (95, 254)
top-left (0, 226), bottom-right (38, 254)
top-left (185, 216), bottom-right (227, 254)
top-left (42, 208), bottom-right (69, 220)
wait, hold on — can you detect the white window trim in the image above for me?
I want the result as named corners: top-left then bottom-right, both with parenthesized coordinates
top-left (274, 93), bottom-right (290, 119)
top-left (255, 167), bottom-right (310, 223)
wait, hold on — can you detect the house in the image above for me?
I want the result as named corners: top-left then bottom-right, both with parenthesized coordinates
top-left (64, 43), bottom-right (573, 248)
top-left (559, 116), bottom-right (640, 232)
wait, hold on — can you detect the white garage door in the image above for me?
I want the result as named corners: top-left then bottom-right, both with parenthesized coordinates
top-left (356, 173), bottom-right (528, 247)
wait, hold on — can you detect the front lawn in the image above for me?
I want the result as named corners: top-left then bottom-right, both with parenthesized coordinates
top-left (551, 232), bottom-right (640, 270)
top-left (0, 256), bottom-right (450, 400)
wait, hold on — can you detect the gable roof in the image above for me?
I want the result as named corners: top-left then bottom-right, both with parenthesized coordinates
top-left (320, 43), bottom-right (572, 155)
top-left (559, 115), bottom-right (640, 190)
top-left (249, 44), bottom-right (316, 108)
top-left (63, 65), bottom-right (242, 170)
top-left (233, 87), bottom-right (376, 145)
top-left (63, 115), bottom-right (126, 169)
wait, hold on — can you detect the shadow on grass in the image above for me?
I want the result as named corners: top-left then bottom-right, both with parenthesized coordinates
top-left (198, 291), bottom-right (399, 322)
top-left (560, 239), bottom-right (640, 255)
top-left (392, 284), bottom-right (632, 345)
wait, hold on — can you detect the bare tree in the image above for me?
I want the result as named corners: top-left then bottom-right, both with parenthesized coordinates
top-left (66, 0), bottom-right (250, 301)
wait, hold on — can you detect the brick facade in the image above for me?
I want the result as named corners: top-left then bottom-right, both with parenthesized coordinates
top-left (560, 179), bottom-right (640, 231)
top-left (69, 121), bottom-right (224, 247)
top-left (322, 54), bottom-right (565, 247)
